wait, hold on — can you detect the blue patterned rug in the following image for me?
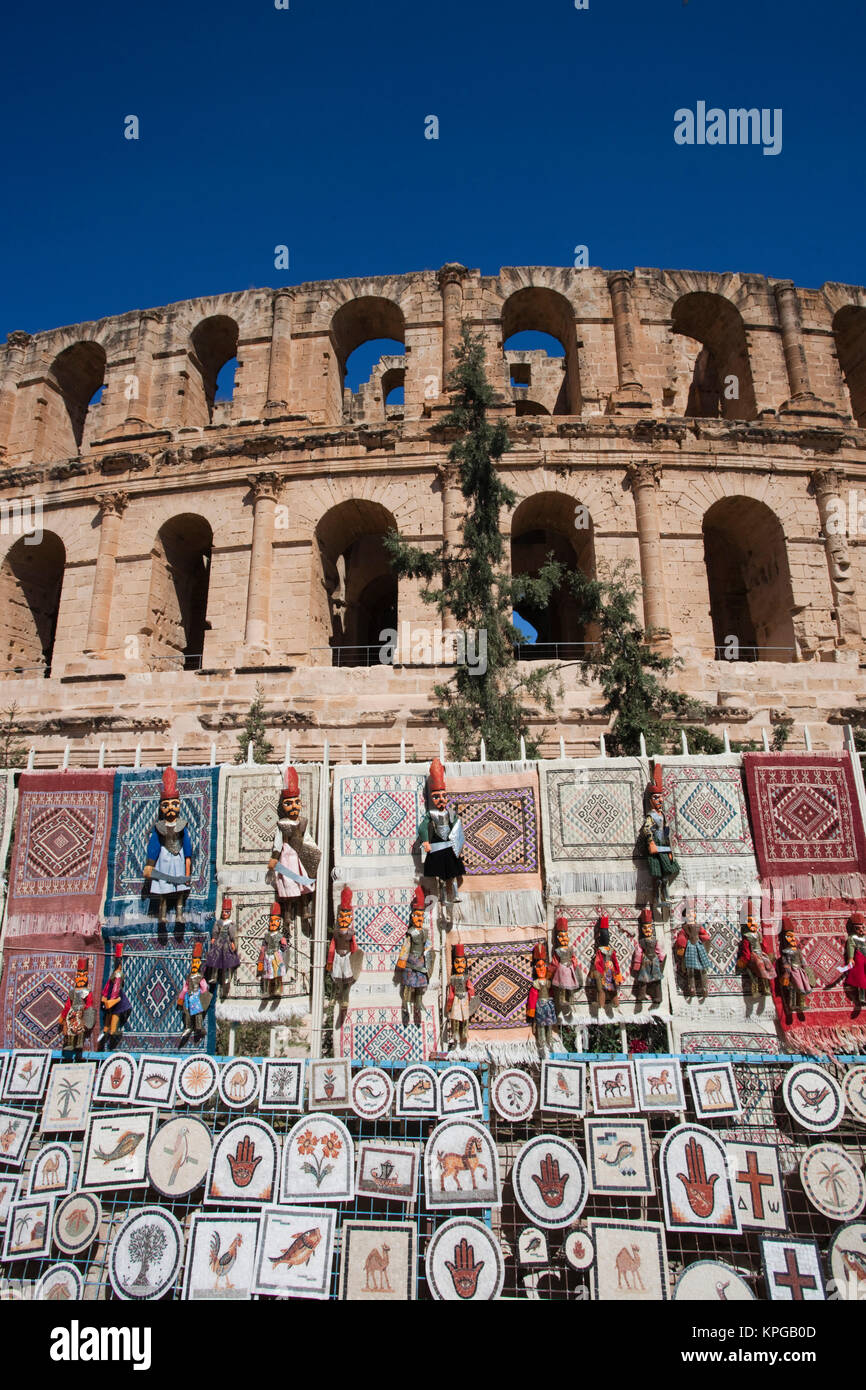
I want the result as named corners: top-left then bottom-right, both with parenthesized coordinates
top-left (100, 923), bottom-right (215, 1053)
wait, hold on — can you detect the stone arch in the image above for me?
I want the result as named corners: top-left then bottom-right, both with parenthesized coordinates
top-left (329, 297), bottom-right (406, 420)
top-left (832, 305), bottom-right (866, 426)
top-left (189, 315), bottom-right (240, 423)
top-left (500, 287), bottom-right (581, 415)
top-left (702, 496), bottom-right (796, 661)
top-left (46, 340), bottom-right (107, 454)
top-left (671, 292), bottom-right (757, 420)
top-left (510, 491), bottom-right (596, 656)
top-left (144, 514), bottom-right (213, 670)
top-left (0, 531), bottom-right (66, 677)
top-left (314, 498), bottom-right (398, 664)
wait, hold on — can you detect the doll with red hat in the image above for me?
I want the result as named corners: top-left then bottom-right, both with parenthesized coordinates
top-left (258, 902), bottom-right (288, 998)
top-left (642, 767), bottom-right (680, 906)
top-left (674, 903), bottom-right (711, 1000)
top-left (99, 944), bottom-right (131, 1046)
top-left (551, 914), bottom-right (582, 1019)
top-left (396, 885), bottom-right (433, 1025)
top-left (735, 914), bottom-right (776, 997)
top-left (328, 885), bottom-right (362, 1015)
top-left (527, 956), bottom-right (557, 1054)
top-left (60, 958), bottom-right (97, 1061)
top-left (143, 766), bottom-right (192, 925)
top-left (267, 765), bottom-right (321, 938)
top-left (842, 911), bottom-right (866, 1008)
top-left (446, 943), bottom-right (475, 1049)
top-left (416, 759), bottom-right (465, 906)
top-left (205, 895), bottom-right (240, 1000)
top-left (591, 914), bottom-right (623, 1007)
top-left (777, 918), bottom-right (816, 1017)
top-left (178, 942), bottom-right (213, 1043)
top-left (632, 906), bottom-right (666, 1006)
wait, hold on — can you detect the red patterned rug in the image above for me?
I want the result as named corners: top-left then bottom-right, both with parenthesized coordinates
top-left (6, 771), bottom-right (114, 938)
top-left (0, 935), bottom-right (102, 1048)
top-left (774, 897), bottom-right (866, 1051)
top-left (743, 753), bottom-right (866, 897)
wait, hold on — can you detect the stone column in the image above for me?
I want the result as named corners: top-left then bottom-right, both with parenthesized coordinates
top-left (626, 460), bottom-right (672, 652)
top-left (84, 492), bottom-right (129, 657)
top-left (244, 472), bottom-right (282, 652)
top-left (124, 312), bottom-right (162, 427)
top-left (607, 272), bottom-right (651, 413)
top-left (810, 467), bottom-right (862, 647)
top-left (773, 281), bottom-right (839, 419)
top-left (265, 289), bottom-right (293, 412)
top-left (437, 264), bottom-right (468, 393)
top-left (0, 331), bottom-right (31, 456)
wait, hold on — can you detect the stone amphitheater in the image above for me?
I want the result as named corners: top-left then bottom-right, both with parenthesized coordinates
top-left (1, 263), bottom-right (865, 764)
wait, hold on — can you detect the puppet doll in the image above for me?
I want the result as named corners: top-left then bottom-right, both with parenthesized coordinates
top-left (327, 885), bottom-right (362, 1015)
top-left (674, 904), bottom-right (711, 1000)
top-left (257, 902), bottom-right (288, 998)
top-left (735, 917), bottom-right (776, 997)
top-left (592, 915), bottom-right (622, 1007)
top-left (642, 767), bottom-right (680, 906)
top-left (99, 944), bottom-right (131, 1045)
top-left (205, 895), bottom-right (240, 1000)
top-left (842, 911), bottom-right (866, 1008)
top-left (527, 958), bottom-right (556, 1054)
top-left (416, 758), bottom-right (465, 907)
top-left (631, 906), bottom-right (666, 1006)
top-left (143, 766), bottom-right (192, 926)
top-left (551, 914), bottom-right (582, 1018)
top-left (396, 885), bottom-right (433, 1025)
top-left (777, 918), bottom-right (816, 1016)
top-left (60, 958), bottom-right (96, 1061)
top-left (266, 765), bottom-right (321, 939)
top-left (445, 942), bottom-right (475, 1049)
top-left (178, 941), bottom-right (213, 1043)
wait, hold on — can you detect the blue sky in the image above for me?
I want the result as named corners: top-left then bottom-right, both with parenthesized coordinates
top-left (1, 0), bottom-right (862, 342)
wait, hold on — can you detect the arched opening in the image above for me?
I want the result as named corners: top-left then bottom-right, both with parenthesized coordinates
top-left (832, 305), bottom-right (866, 426)
top-left (671, 292), bottom-right (757, 420)
top-left (330, 297), bottom-right (406, 421)
top-left (703, 497), bottom-right (796, 662)
top-left (315, 499), bottom-right (398, 666)
top-left (48, 341), bottom-right (106, 453)
top-left (190, 316), bottom-right (239, 422)
top-left (145, 515), bottom-right (213, 670)
top-left (510, 492), bottom-right (596, 660)
top-left (501, 289), bottom-right (581, 415)
top-left (0, 532), bottom-right (66, 677)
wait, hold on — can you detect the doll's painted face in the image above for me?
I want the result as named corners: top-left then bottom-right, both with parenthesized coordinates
top-left (281, 794), bottom-right (301, 820)
top-left (74, 969), bottom-right (89, 990)
top-left (411, 906), bottom-right (425, 932)
top-left (160, 796), bottom-right (181, 822)
top-left (431, 789), bottom-right (448, 812)
top-left (535, 961), bottom-right (549, 980)
top-left (650, 791), bottom-right (663, 813)
top-left (640, 922), bottom-right (654, 940)
top-left (556, 929), bottom-right (569, 950)
top-left (783, 931), bottom-right (798, 949)
top-left (221, 906), bottom-right (232, 921)
top-left (337, 909), bottom-right (352, 932)
top-left (190, 958), bottom-right (201, 977)
top-left (454, 956), bottom-right (466, 975)
top-left (269, 910), bottom-right (283, 932)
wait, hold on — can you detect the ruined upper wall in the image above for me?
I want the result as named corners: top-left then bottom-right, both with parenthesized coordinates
top-left (2, 265), bottom-right (866, 465)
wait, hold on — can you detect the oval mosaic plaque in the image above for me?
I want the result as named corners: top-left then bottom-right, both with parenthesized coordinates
top-left (800, 1143), bottom-right (866, 1221)
top-left (218, 1059), bottom-right (261, 1109)
top-left (782, 1063), bottom-right (845, 1133)
top-left (490, 1068), bottom-right (538, 1123)
top-left (109, 1206), bottom-right (184, 1301)
top-left (563, 1229), bottom-right (595, 1271)
top-left (673, 1260), bottom-right (755, 1301)
top-left (53, 1191), bottom-right (102, 1256)
top-left (828, 1220), bottom-right (866, 1297)
top-left (35, 1262), bottom-right (84, 1301)
top-left (147, 1116), bottom-right (213, 1198)
top-left (843, 1066), bottom-right (866, 1125)
top-left (425, 1217), bottom-right (504, 1301)
top-left (176, 1054), bottom-right (219, 1106)
top-left (512, 1135), bottom-right (588, 1229)
top-left (350, 1068), bottom-right (394, 1121)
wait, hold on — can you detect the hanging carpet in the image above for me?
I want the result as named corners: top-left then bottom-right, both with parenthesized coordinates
top-left (0, 934), bottom-right (102, 1049)
top-left (539, 759), bottom-right (648, 896)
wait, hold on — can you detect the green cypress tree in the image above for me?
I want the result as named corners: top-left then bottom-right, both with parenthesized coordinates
top-left (235, 682), bottom-right (274, 764)
top-left (383, 324), bottom-right (563, 759)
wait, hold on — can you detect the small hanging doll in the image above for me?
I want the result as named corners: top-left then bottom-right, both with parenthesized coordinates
top-left (642, 767), bottom-right (680, 906)
top-left (777, 918), bottom-right (816, 1018)
top-left (396, 885), bottom-right (433, 1025)
top-left (416, 759), bottom-right (465, 908)
top-left (266, 765), bottom-right (321, 939)
top-left (446, 942), bottom-right (475, 1049)
top-left (60, 958), bottom-right (97, 1061)
top-left (178, 942), bottom-right (213, 1043)
top-left (327, 885), bottom-right (361, 1016)
top-left (99, 943), bottom-right (131, 1045)
top-left (842, 911), bottom-right (866, 1009)
top-left (631, 906), bottom-right (666, 1006)
top-left (675, 905), bottom-right (711, 1000)
top-left (143, 766), bottom-right (192, 926)
top-left (527, 958), bottom-right (556, 1055)
top-left (205, 895), bottom-right (240, 1000)
top-left (551, 915), bottom-right (582, 1019)
top-left (735, 916), bottom-right (775, 997)
top-left (257, 902), bottom-right (288, 998)
top-left (592, 914), bottom-right (622, 1007)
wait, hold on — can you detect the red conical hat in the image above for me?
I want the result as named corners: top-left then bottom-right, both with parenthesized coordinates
top-left (453, 943), bottom-right (465, 959)
top-left (270, 902), bottom-right (283, 917)
top-left (428, 758), bottom-right (446, 792)
top-left (192, 942), bottom-right (203, 962)
top-left (411, 885), bottom-right (426, 913)
top-left (532, 941), bottom-right (547, 961)
top-left (221, 895), bottom-right (232, 913)
top-left (598, 914), bottom-right (610, 931)
top-left (850, 912), bottom-right (865, 927)
top-left (340, 885), bottom-right (353, 913)
top-left (639, 907), bottom-right (653, 925)
top-left (76, 957), bottom-right (88, 971)
top-left (283, 766), bottom-right (300, 797)
top-left (114, 943), bottom-right (123, 960)
top-left (161, 766), bottom-right (178, 799)
top-left (555, 914), bottom-right (569, 933)
top-left (781, 917), bottom-right (795, 933)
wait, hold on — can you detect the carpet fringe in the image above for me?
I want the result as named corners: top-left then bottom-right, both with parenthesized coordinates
top-left (450, 1040), bottom-right (540, 1063)
top-left (453, 890), bottom-right (545, 926)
